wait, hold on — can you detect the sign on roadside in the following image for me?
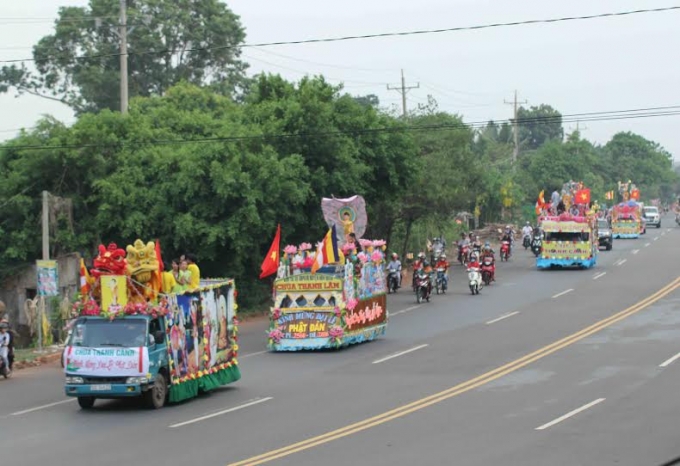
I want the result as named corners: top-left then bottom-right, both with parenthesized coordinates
top-left (37, 260), bottom-right (58, 296)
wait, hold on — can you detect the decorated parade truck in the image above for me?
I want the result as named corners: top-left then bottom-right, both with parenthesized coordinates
top-left (63, 240), bottom-right (240, 409)
top-left (537, 215), bottom-right (598, 269)
top-left (535, 182), bottom-right (598, 269)
top-left (611, 181), bottom-right (644, 238)
top-left (266, 196), bottom-right (388, 351)
top-left (612, 201), bottom-right (644, 238)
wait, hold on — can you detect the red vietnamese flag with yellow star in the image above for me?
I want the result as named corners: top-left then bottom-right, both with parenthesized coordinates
top-left (260, 224), bottom-right (281, 279)
top-left (575, 188), bottom-right (591, 205)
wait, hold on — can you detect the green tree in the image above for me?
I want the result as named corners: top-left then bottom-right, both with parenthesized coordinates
top-left (518, 104), bottom-right (563, 151)
top-left (0, 0), bottom-right (248, 114)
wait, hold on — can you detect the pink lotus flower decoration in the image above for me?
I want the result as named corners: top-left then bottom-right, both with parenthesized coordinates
top-left (371, 251), bottom-right (383, 262)
top-left (346, 298), bottom-right (359, 311)
top-left (341, 243), bottom-right (356, 254)
top-left (284, 245), bottom-right (298, 255)
top-left (268, 328), bottom-right (284, 343)
top-left (359, 239), bottom-right (373, 248)
top-left (357, 252), bottom-right (368, 264)
top-left (333, 306), bottom-right (342, 317)
top-left (329, 326), bottom-right (344, 338)
top-left (372, 239), bottom-right (386, 247)
top-left (271, 308), bottom-right (281, 320)
top-left (299, 242), bottom-right (312, 251)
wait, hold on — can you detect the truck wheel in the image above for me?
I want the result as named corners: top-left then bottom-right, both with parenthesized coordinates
top-left (145, 373), bottom-right (168, 409)
top-left (77, 396), bottom-right (95, 409)
top-left (606, 243), bottom-right (612, 251)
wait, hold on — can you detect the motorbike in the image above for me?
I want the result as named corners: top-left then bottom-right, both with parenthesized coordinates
top-left (1, 338), bottom-right (13, 379)
top-left (522, 235), bottom-right (531, 249)
top-left (480, 256), bottom-right (495, 286)
top-left (458, 245), bottom-right (470, 266)
top-left (472, 243), bottom-right (482, 256)
top-left (414, 271), bottom-right (432, 304)
top-left (676, 213), bottom-right (680, 226)
top-left (468, 266), bottom-right (483, 295)
top-left (387, 267), bottom-right (400, 294)
top-left (435, 267), bottom-right (448, 294)
top-left (500, 241), bottom-right (511, 261)
top-left (531, 236), bottom-right (543, 257)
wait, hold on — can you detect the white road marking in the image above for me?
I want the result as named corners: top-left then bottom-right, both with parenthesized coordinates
top-left (593, 272), bottom-right (607, 280)
top-left (169, 397), bottom-right (273, 428)
top-left (617, 259), bottom-right (627, 266)
top-left (552, 289), bottom-right (574, 299)
top-left (631, 249), bottom-right (639, 255)
top-left (654, 237), bottom-right (660, 242)
top-left (645, 243), bottom-right (651, 247)
top-left (372, 344), bottom-right (429, 364)
top-left (486, 311), bottom-right (519, 325)
top-left (391, 305), bottom-right (422, 316)
top-left (535, 398), bottom-right (606, 431)
top-left (662, 232), bottom-right (666, 236)
top-left (659, 351), bottom-right (680, 368)
top-left (667, 228), bottom-right (672, 233)
top-left (11, 399), bottom-right (76, 416)
top-left (240, 350), bottom-right (267, 358)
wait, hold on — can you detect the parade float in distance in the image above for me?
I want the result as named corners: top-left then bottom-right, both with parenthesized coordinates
top-left (63, 240), bottom-right (239, 409)
top-left (611, 181), bottom-right (644, 239)
top-left (535, 182), bottom-right (598, 269)
top-left (264, 196), bottom-right (388, 351)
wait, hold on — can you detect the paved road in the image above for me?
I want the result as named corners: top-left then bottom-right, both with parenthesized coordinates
top-left (2, 220), bottom-right (678, 466)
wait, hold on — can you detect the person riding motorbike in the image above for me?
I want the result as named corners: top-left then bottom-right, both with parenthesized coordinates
top-left (471, 235), bottom-right (483, 253)
top-left (458, 233), bottom-right (470, 262)
top-left (413, 252), bottom-right (426, 289)
top-left (0, 322), bottom-right (11, 375)
top-left (387, 253), bottom-right (402, 288)
top-left (467, 252), bottom-right (481, 270)
top-left (480, 244), bottom-right (496, 282)
top-left (418, 260), bottom-right (434, 296)
top-left (435, 254), bottom-right (450, 289)
top-left (522, 222), bottom-right (533, 246)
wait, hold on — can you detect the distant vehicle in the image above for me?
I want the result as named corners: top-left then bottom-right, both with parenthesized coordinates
top-left (643, 205), bottom-right (661, 228)
top-left (597, 219), bottom-right (613, 251)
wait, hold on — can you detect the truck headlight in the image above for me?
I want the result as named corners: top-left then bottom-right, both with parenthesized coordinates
top-left (125, 376), bottom-right (149, 384)
top-left (66, 376), bottom-right (84, 384)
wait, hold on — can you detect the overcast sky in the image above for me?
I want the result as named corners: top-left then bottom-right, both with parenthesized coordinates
top-left (2, 0), bottom-right (679, 159)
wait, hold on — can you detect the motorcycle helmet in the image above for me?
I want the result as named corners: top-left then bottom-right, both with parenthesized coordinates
top-left (0, 322), bottom-right (8, 330)
top-left (418, 252), bottom-right (425, 259)
top-left (391, 252), bottom-right (398, 259)
top-left (423, 260), bottom-right (430, 267)
top-left (440, 254), bottom-right (446, 259)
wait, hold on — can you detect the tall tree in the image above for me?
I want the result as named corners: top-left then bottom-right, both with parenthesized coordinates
top-left (0, 0), bottom-right (249, 114)
top-left (517, 104), bottom-right (563, 150)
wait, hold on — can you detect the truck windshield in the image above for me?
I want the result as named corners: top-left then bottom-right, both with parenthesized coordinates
top-left (70, 319), bottom-right (147, 348)
top-left (597, 220), bottom-right (609, 229)
top-left (545, 231), bottom-right (589, 242)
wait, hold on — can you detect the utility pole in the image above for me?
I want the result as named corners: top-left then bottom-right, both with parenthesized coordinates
top-left (387, 69), bottom-right (419, 118)
top-left (41, 191), bottom-right (49, 262)
top-left (119, 0), bottom-right (129, 114)
top-left (39, 190), bottom-right (50, 352)
top-left (504, 90), bottom-right (527, 164)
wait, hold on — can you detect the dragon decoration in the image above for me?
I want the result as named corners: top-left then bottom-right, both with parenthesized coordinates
top-left (83, 239), bottom-right (163, 307)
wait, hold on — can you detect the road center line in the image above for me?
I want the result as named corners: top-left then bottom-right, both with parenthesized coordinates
top-left (617, 259), bottom-right (627, 266)
top-left (593, 272), bottom-right (607, 280)
top-left (169, 397), bottom-right (273, 428)
top-left (372, 344), bottom-right (429, 364)
top-left (552, 289), bottom-right (574, 299)
top-left (659, 351), bottom-right (680, 368)
top-left (645, 243), bottom-right (651, 247)
top-left (241, 350), bottom-right (268, 358)
top-left (631, 249), bottom-right (639, 255)
top-left (535, 398), bottom-right (606, 431)
top-left (486, 311), bottom-right (519, 325)
top-left (654, 237), bottom-right (660, 242)
top-left (228, 277), bottom-right (680, 466)
top-left (391, 305), bottom-right (422, 316)
top-left (11, 399), bottom-right (76, 416)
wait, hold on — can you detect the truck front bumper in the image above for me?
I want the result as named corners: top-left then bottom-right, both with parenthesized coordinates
top-left (65, 383), bottom-right (146, 397)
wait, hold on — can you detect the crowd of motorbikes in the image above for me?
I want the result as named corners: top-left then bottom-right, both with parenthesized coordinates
top-left (388, 225), bottom-right (545, 304)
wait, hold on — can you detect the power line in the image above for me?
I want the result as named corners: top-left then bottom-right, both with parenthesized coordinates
top-left (2, 6), bottom-right (678, 64)
top-left (2, 105), bottom-right (680, 152)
